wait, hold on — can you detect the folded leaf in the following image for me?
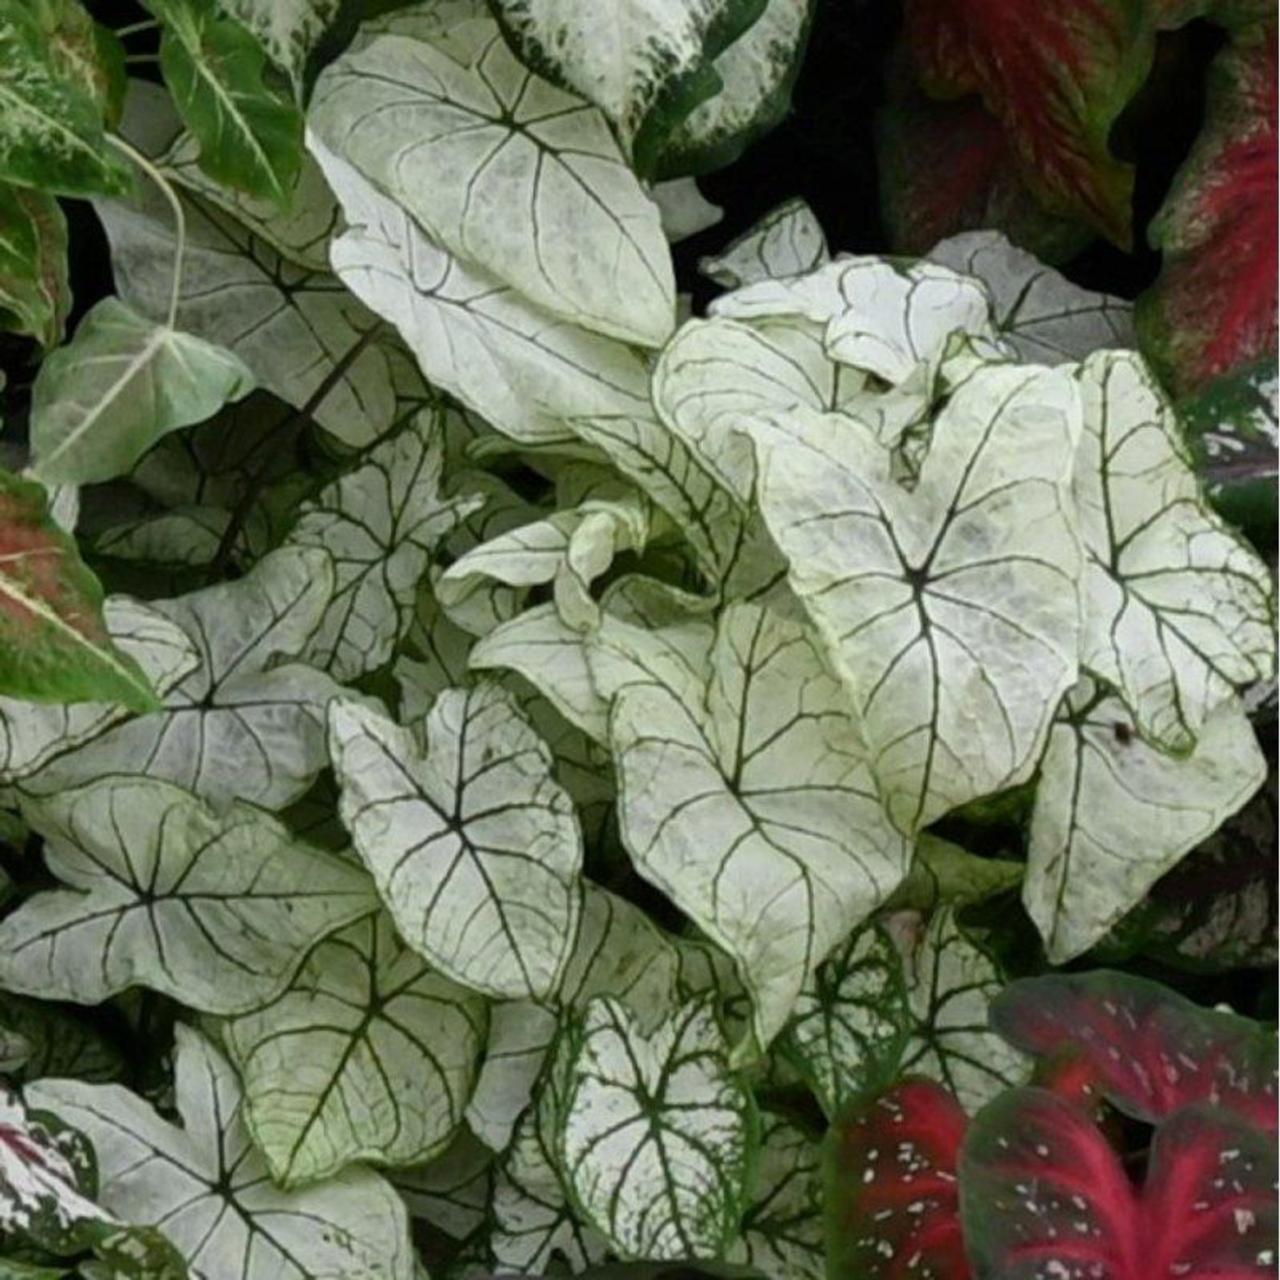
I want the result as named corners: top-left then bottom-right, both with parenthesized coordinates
top-left (959, 1087), bottom-right (1277, 1280)
top-left (28, 1026), bottom-right (416, 1279)
top-left (1138, 24), bottom-right (1277, 397)
top-left (329, 687), bottom-right (583, 1001)
top-left (989, 969), bottom-right (1278, 1129)
top-left (0, 776), bottom-right (375, 1014)
top-left (699, 195), bottom-right (829, 288)
top-left (0, 182), bottom-right (69, 347)
top-left (30, 297), bottom-right (255, 485)
top-left (0, 471), bottom-right (157, 712)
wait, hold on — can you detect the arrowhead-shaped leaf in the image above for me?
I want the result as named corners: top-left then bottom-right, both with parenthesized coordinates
top-left (27, 1026), bottom-right (417, 1279)
top-left (1075, 350), bottom-right (1275, 753)
top-left (0, 776), bottom-right (375, 1014)
top-left (1025, 677), bottom-right (1267, 962)
top-left (559, 994), bottom-right (754, 1260)
top-left (30, 297), bottom-right (255, 486)
top-left (224, 912), bottom-right (488, 1188)
top-left (308, 11), bottom-right (675, 346)
top-left (329, 687), bottom-right (583, 1000)
top-left (0, 471), bottom-right (157, 712)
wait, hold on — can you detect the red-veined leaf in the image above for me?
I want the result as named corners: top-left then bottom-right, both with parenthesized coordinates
top-left (1137, 24), bottom-right (1277, 396)
top-left (825, 1077), bottom-right (970, 1280)
top-left (0, 470), bottom-right (156, 711)
top-left (960, 1087), bottom-right (1277, 1280)
top-left (990, 970), bottom-right (1278, 1130)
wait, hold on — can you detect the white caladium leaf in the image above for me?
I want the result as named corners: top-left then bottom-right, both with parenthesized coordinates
top-left (660, 0), bottom-right (812, 176)
top-left (756, 364), bottom-right (1083, 833)
top-left (781, 919), bottom-right (912, 1119)
top-left (611, 599), bottom-right (909, 1053)
top-left (896, 908), bottom-right (1029, 1114)
top-left (0, 776), bottom-right (375, 1014)
top-left (329, 687), bottom-right (583, 1000)
top-left (0, 993), bottom-right (125, 1087)
top-left (94, 505), bottom-right (229, 567)
top-left (560, 994), bottom-right (752, 1261)
top-left (287, 425), bottom-right (482, 680)
top-left (700, 195), bottom-right (829, 288)
top-left (22, 547), bottom-right (345, 811)
top-left (727, 1111), bottom-right (824, 1280)
top-left (1025, 678), bottom-right (1267, 963)
top-left (393, 1126), bottom-right (492, 1245)
top-left (30, 296), bottom-right (255, 485)
top-left (466, 999), bottom-right (559, 1155)
top-left (1075, 350), bottom-right (1275, 753)
top-left (0, 598), bottom-right (197, 784)
top-left (216, 0), bottom-right (342, 92)
top-left (307, 132), bottom-right (654, 448)
top-left (652, 176), bottom-right (724, 242)
top-left (929, 230), bottom-right (1134, 364)
top-left (224, 911), bottom-right (488, 1188)
top-left (308, 15), bottom-right (675, 347)
top-left (28, 1026), bottom-right (416, 1279)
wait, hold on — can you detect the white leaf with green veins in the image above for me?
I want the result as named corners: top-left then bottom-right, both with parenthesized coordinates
top-left (216, 0), bottom-right (342, 91)
top-left (393, 1126), bottom-right (493, 1243)
top-left (28, 1026), bottom-right (416, 1280)
top-left (329, 688), bottom-right (583, 1000)
top-left (287, 426), bottom-right (481, 681)
top-left (1075, 350), bottom-right (1276, 753)
top-left (728, 1111), bottom-right (824, 1280)
top-left (896, 908), bottom-right (1029, 1113)
top-left (0, 599), bottom-right (197, 784)
top-left (0, 777), bottom-right (375, 1014)
top-left (224, 912), bottom-right (488, 1188)
top-left (660, 0), bottom-right (811, 175)
top-left (308, 16), bottom-right (675, 347)
top-left (30, 297), bottom-right (255, 485)
top-left (466, 999), bottom-right (559, 1154)
top-left (1025, 677), bottom-right (1267, 963)
top-left (700, 195), bottom-right (829, 288)
top-left (308, 132), bottom-right (655, 448)
top-left (781, 920), bottom-right (912, 1119)
top-left (610, 600), bottom-right (908, 1056)
top-left (560, 994), bottom-right (752, 1260)
top-left (20, 547), bottom-right (345, 811)
top-left (929, 230), bottom-right (1134, 364)
top-left (756, 364), bottom-right (1082, 833)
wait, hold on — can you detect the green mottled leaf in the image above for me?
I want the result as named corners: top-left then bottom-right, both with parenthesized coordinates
top-left (216, 0), bottom-right (342, 93)
top-left (0, 182), bottom-right (69, 347)
top-left (0, 993), bottom-right (125, 1085)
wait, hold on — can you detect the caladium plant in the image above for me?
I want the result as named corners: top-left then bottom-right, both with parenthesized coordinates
top-left (0, 1), bottom-right (1273, 1277)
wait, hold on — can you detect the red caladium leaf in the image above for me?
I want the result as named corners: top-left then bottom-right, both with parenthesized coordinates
top-left (990, 970), bottom-right (1277, 1130)
top-left (825, 1077), bottom-right (971, 1279)
top-left (960, 1087), bottom-right (1277, 1280)
top-left (1137, 24), bottom-right (1278, 396)
top-left (903, 0), bottom-right (1187, 247)
top-left (0, 469), bottom-right (156, 711)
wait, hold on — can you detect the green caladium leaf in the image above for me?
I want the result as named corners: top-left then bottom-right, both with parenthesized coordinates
top-left (30, 297), bottom-right (255, 486)
top-left (657, 0), bottom-right (813, 178)
top-left (0, 1), bottom-right (130, 197)
top-left (727, 1111), bottom-right (823, 1280)
top-left (215, 0), bottom-right (343, 94)
top-left (1024, 677), bottom-right (1267, 963)
top-left (223, 911), bottom-right (488, 1188)
top-left (0, 598), bottom-right (196, 785)
top-left (329, 687), bottom-right (584, 1001)
top-left (76, 1222), bottom-right (191, 1280)
top-left (886, 833), bottom-right (1024, 911)
top-left (148, 0), bottom-right (303, 208)
top-left (780, 920), bottom-right (912, 1120)
top-left (1075, 350), bottom-right (1275, 753)
top-left (896, 907), bottom-right (1028, 1113)
top-left (29, 0), bottom-right (126, 129)
top-left (285, 424), bottom-right (481, 680)
top-left (19, 547), bottom-right (345, 811)
top-left (928, 230), bottom-right (1134, 364)
top-left (308, 10), bottom-right (676, 347)
top-left (307, 130), bottom-right (654, 448)
top-left (0, 775), bottom-right (375, 1014)
top-left (754, 361), bottom-right (1082, 833)
top-left (0, 993), bottom-right (125, 1085)
top-left (559, 995), bottom-right (754, 1261)
top-left (0, 471), bottom-right (157, 713)
top-left (28, 1026), bottom-right (416, 1279)
top-left (0, 183), bottom-right (69, 347)
top-left (699, 195), bottom-right (829, 289)
top-left (609, 599), bottom-right (909, 1055)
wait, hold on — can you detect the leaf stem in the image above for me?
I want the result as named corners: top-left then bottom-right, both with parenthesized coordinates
top-left (115, 18), bottom-right (160, 37)
top-left (106, 133), bottom-right (186, 330)
top-left (208, 325), bottom-right (385, 578)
